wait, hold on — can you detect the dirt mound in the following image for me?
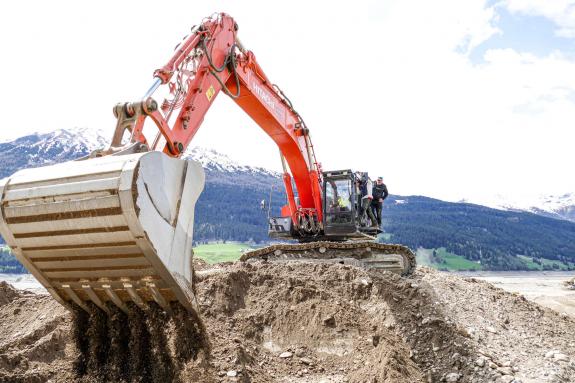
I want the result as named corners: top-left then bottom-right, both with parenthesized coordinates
top-left (0, 281), bottom-right (19, 306)
top-left (1, 262), bottom-right (575, 382)
top-left (0, 291), bottom-right (70, 383)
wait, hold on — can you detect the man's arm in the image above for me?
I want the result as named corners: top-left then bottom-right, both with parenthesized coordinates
top-left (381, 184), bottom-right (389, 201)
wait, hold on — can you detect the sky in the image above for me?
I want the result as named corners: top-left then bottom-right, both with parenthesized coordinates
top-left (0, 0), bottom-right (574, 202)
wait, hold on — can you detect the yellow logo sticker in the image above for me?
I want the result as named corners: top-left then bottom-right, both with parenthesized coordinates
top-left (206, 85), bottom-right (215, 102)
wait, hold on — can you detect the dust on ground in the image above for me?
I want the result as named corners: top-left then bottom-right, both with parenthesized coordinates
top-left (1, 263), bottom-right (575, 383)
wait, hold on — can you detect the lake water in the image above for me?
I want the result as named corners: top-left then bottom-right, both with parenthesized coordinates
top-left (457, 270), bottom-right (575, 316)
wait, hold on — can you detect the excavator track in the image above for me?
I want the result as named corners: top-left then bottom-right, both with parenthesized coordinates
top-left (240, 241), bottom-right (416, 275)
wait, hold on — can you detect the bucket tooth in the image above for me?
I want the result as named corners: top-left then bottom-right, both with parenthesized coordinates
top-left (82, 285), bottom-right (110, 314)
top-left (0, 151), bottom-right (205, 315)
top-left (124, 283), bottom-right (147, 309)
top-left (103, 284), bottom-right (128, 314)
top-left (62, 285), bottom-right (89, 313)
top-left (147, 282), bottom-right (172, 314)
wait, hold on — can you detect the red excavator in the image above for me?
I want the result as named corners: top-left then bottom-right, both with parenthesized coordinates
top-left (0, 13), bottom-right (414, 316)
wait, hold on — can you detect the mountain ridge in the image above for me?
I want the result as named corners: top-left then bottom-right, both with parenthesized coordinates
top-left (459, 193), bottom-right (575, 223)
top-left (0, 128), bottom-right (574, 271)
top-left (3, 127), bottom-right (572, 220)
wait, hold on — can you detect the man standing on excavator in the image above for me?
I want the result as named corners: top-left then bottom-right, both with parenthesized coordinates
top-left (358, 173), bottom-right (378, 228)
top-left (371, 177), bottom-right (388, 226)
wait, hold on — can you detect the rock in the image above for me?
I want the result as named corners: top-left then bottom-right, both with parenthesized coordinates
top-left (422, 317), bottom-right (431, 325)
top-left (497, 366), bottom-right (513, 375)
top-left (489, 361), bottom-right (498, 369)
top-left (300, 357), bottom-right (313, 365)
top-left (226, 370), bottom-right (237, 377)
top-left (545, 350), bottom-right (557, 359)
top-left (372, 335), bottom-right (380, 347)
top-left (475, 357), bottom-right (486, 367)
top-left (445, 372), bottom-right (461, 382)
top-left (279, 351), bottom-right (293, 358)
top-left (554, 353), bottom-right (569, 362)
top-left (499, 376), bottom-right (514, 383)
top-left (486, 326), bottom-right (497, 334)
top-left (323, 315), bottom-right (336, 327)
top-left (295, 348), bottom-right (305, 357)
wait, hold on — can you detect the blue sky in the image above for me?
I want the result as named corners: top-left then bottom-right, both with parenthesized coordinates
top-left (469, 5), bottom-right (575, 64)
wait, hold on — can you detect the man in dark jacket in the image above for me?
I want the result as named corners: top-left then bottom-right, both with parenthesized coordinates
top-left (371, 177), bottom-right (388, 226)
top-left (357, 173), bottom-right (378, 228)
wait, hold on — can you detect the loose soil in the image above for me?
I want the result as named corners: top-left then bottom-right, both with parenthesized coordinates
top-left (0, 261), bottom-right (574, 383)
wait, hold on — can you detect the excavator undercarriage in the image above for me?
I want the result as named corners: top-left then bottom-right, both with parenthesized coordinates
top-left (242, 241), bottom-right (416, 275)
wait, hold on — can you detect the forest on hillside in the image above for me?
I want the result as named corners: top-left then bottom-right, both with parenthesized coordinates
top-left (382, 196), bottom-right (575, 270)
top-left (1, 171), bottom-right (574, 272)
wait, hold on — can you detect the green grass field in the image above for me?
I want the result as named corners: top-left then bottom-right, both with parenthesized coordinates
top-left (517, 255), bottom-right (572, 271)
top-left (193, 243), bottom-right (254, 264)
top-left (417, 247), bottom-right (483, 271)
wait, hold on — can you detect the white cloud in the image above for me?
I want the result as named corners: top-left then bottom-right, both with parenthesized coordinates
top-left (0, 0), bottom-right (573, 202)
top-left (505, 0), bottom-right (575, 38)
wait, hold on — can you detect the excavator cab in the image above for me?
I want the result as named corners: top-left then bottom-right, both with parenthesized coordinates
top-left (322, 170), bottom-right (357, 236)
top-left (322, 170), bottom-right (381, 239)
top-left (268, 170), bottom-right (382, 240)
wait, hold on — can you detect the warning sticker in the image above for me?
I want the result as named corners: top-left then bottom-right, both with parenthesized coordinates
top-left (206, 85), bottom-right (216, 102)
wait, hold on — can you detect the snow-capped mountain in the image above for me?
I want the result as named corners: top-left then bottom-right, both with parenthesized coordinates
top-left (0, 127), bottom-right (278, 179)
top-left (0, 127), bottom-right (107, 179)
top-left (186, 147), bottom-right (279, 176)
top-left (1, 127), bottom-right (572, 224)
top-left (460, 193), bottom-right (575, 223)
top-left (0, 127), bottom-right (285, 245)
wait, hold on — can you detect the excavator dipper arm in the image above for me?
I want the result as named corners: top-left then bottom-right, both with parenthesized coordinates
top-left (114, 13), bottom-right (323, 232)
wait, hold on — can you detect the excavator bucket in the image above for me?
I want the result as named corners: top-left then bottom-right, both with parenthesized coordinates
top-left (0, 151), bottom-right (204, 315)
